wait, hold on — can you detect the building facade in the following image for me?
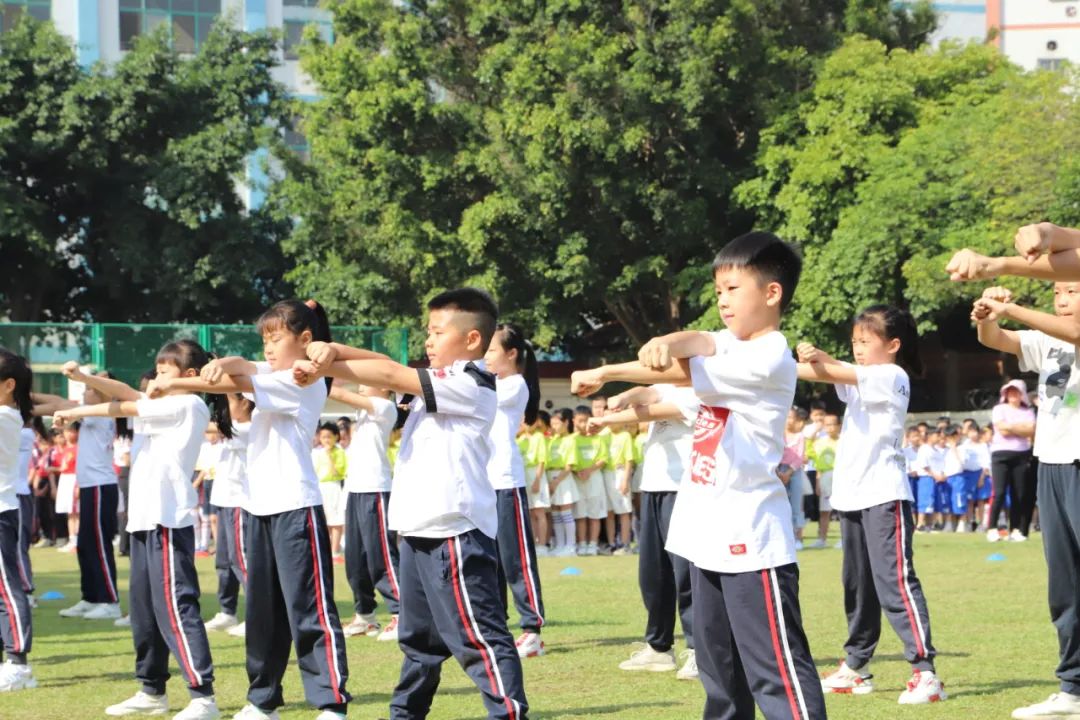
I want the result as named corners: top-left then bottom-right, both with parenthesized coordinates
top-left (930, 0), bottom-right (1080, 70)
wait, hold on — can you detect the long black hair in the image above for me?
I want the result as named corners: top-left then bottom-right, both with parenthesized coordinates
top-left (257, 299), bottom-right (333, 391)
top-left (156, 340), bottom-right (234, 439)
top-left (0, 348), bottom-right (33, 423)
top-left (492, 323), bottom-right (540, 424)
top-left (854, 304), bottom-right (923, 376)
top-left (96, 370), bottom-right (131, 439)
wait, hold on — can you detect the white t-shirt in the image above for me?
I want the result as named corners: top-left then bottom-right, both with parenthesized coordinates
top-left (975, 442), bottom-right (991, 471)
top-left (1018, 330), bottom-right (1080, 463)
top-left (959, 440), bottom-right (983, 472)
top-left (666, 330), bottom-right (798, 574)
top-left (76, 416), bottom-right (117, 488)
top-left (639, 385), bottom-right (698, 493)
top-left (831, 364), bottom-right (913, 511)
top-left (915, 444), bottom-right (945, 476)
top-left (903, 446), bottom-right (919, 476)
top-left (943, 445), bottom-right (964, 477)
top-left (210, 422), bottom-right (249, 508)
top-left (194, 440), bottom-right (223, 477)
top-left (344, 397), bottom-right (397, 493)
top-left (390, 360), bottom-right (498, 539)
top-left (16, 427), bottom-right (34, 496)
top-left (244, 362), bottom-right (327, 516)
top-left (113, 435), bottom-right (132, 469)
top-left (0, 408), bottom-right (22, 512)
top-left (128, 395), bottom-right (210, 531)
top-left (487, 374), bottom-right (529, 491)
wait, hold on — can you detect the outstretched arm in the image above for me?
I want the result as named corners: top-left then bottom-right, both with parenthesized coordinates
top-left (297, 358), bottom-right (422, 397)
top-left (947, 248), bottom-right (1080, 282)
top-left (61, 362), bottom-right (140, 401)
top-left (571, 360), bottom-right (691, 397)
top-left (54, 401), bottom-right (141, 421)
top-left (976, 297), bottom-right (1080, 347)
top-left (149, 375), bottom-right (254, 398)
top-left (795, 343), bottom-right (857, 385)
top-left (638, 331), bottom-right (717, 370)
top-left (328, 385), bottom-right (376, 413)
top-left (587, 403), bottom-right (684, 430)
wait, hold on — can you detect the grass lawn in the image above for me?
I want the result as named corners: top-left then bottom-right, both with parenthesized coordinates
top-left (0, 523), bottom-right (1059, 720)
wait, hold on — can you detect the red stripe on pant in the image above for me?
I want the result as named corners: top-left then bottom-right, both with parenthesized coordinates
top-left (448, 537), bottom-right (516, 720)
top-left (94, 488), bottom-right (118, 602)
top-left (761, 570), bottom-right (801, 720)
top-left (0, 548), bottom-right (23, 653)
top-left (894, 502), bottom-right (926, 657)
top-left (376, 496), bottom-right (399, 600)
top-left (512, 491), bottom-right (542, 627)
top-left (161, 528), bottom-right (199, 686)
top-left (306, 510), bottom-right (343, 704)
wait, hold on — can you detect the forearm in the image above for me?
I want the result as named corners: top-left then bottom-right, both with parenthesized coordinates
top-left (169, 376), bottom-right (253, 395)
top-left (328, 386), bottom-right (375, 412)
top-left (796, 362), bottom-right (857, 386)
top-left (214, 356), bottom-right (260, 376)
top-left (329, 343), bottom-right (389, 362)
top-left (976, 320), bottom-right (1022, 355)
top-left (61, 400), bottom-right (141, 418)
top-left (78, 374), bottom-right (140, 401)
top-left (33, 400), bottom-right (79, 416)
top-left (31, 392), bottom-right (67, 405)
top-left (614, 386), bottom-right (663, 407)
top-left (1044, 223), bottom-right (1080, 253)
top-left (324, 359), bottom-right (422, 397)
top-left (656, 331), bottom-right (717, 359)
top-left (596, 360), bottom-right (691, 387)
top-left (1000, 304), bottom-right (1080, 346)
top-left (996, 253), bottom-right (1080, 281)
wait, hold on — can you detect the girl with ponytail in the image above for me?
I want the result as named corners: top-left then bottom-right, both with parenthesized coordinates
top-left (483, 323), bottom-right (548, 659)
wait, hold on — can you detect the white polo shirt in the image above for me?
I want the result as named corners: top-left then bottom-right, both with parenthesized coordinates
top-left (915, 444), bottom-right (945, 477)
top-left (666, 330), bottom-right (797, 574)
top-left (344, 397), bottom-right (397, 493)
top-left (210, 422), bottom-right (250, 509)
top-left (639, 385), bottom-right (699, 493)
top-left (830, 363), bottom-right (913, 511)
top-left (1019, 330), bottom-right (1080, 463)
top-left (244, 362), bottom-right (327, 517)
top-left (389, 359), bottom-right (498, 539)
top-left (16, 427), bottom-right (34, 496)
top-left (0, 408), bottom-right (22, 513)
top-left (76, 416), bottom-right (117, 488)
top-left (487, 374), bottom-right (529, 491)
top-left (128, 395), bottom-right (210, 531)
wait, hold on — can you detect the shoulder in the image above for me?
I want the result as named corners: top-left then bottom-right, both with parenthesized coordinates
top-left (462, 361), bottom-right (496, 392)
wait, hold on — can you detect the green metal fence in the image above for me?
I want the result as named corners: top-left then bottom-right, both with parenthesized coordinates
top-left (0, 322), bottom-right (409, 391)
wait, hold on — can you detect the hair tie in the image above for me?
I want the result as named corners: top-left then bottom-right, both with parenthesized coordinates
top-left (304, 299), bottom-right (318, 310)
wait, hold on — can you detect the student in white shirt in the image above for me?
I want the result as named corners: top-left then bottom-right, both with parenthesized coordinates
top-left (971, 279), bottom-right (1080, 720)
top-left (958, 424), bottom-right (987, 533)
top-left (588, 385), bottom-right (700, 681)
top-left (914, 431), bottom-right (946, 532)
top-left (483, 323), bottom-right (547, 661)
top-left (14, 421), bottom-right (36, 601)
top-left (0, 349), bottom-right (37, 692)
top-left (204, 394), bottom-right (254, 636)
top-left (295, 288), bottom-right (529, 720)
top-left (55, 340), bottom-right (228, 720)
top-left (160, 300), bottom-right (350, 720)
top-left (797, 304), bottom-right (945, 704)
top-left (571, 232), bottom-right (827, 720)
top-left (331, 382), bottom-right (401, 643)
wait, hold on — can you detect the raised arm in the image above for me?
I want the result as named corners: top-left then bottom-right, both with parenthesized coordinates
top-left (328, 385), bottom-right (376, 413)
top-left (947, 248), bottom-right (1080, 282)
top-left (638, 331), bottom-right (717, 369)
top-left (54, 401), bottom-right (141, 421)
top-left (150, 374), bottom-right (254, 398)
top-left (587, 403), bottom-right (685, 430)
top-left (62, 361), bottom-right (140, 401)
top-left (975, 296), bottom-right (1080, 347)
top-left (299, 358), bottom-right (422, 397)
top-left (1014, 222), bottom-right (1080, 262)
top-left (607, 386), bottom-right (663, 410)
top-left (199, 356), bottom-right (260, 385)
top-left (571, 360), bottom-right (691, 398)
top-left (795, 343), bottom-right (857, 386)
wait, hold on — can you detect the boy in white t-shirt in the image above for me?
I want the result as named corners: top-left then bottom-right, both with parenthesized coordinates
top-left (296, 289), bottom-right (528, 720)
top-left (571, 232), bottom-right (826, 720)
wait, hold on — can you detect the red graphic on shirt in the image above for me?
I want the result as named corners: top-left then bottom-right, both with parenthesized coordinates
top-left (432, 368), bottom-right (448, 379)
top-left (729, 544), bottom-right (747, 555)
top-left (690, 405), bottom-right (730, 486)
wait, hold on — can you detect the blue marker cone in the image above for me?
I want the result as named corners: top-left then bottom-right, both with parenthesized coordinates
top-left (560, 567), bottom-right (582, 576)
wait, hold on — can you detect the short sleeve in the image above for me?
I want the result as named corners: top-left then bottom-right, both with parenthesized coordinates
top-left (250, 370), bottom-right (304, 416)
top-left (497, 375), bottom-right (528, 409)
top-left (370, 397), bottom-right (398, 431)
top-left (653, 384), bottom-right (700, 424)
top-left (854, 364), bottom-right (905, 406)
top-left (417, 363), bottom-right (494, 416)
top-left (1017, 331), bottom-right (1048, 374)
top-left (135, 396), bottom-right (187, 435)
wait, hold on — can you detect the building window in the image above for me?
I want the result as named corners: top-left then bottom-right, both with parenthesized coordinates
top-left (283, 19), bottom-right (331, 60)
top-left (1038, 58), bottom-right (1066, 72)
top-left (284, 124), bottom-right (311, 163)
top-left (2, 0), bottom-right (50, 32)
top-left (283, 0), bottom-right (320, 7)
top-left (119, 0), bottom-right (220, 53)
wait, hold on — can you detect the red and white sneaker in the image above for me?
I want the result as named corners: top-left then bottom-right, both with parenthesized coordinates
top-left (376, 615), bottom-right (398, 642)
top-left (898, 670), bottom-right (947, 704)
top-left (515, 631), bottom-right (545, 658)
top-left (343, 613), bottom-right (380, 638)
top-left (821, 661), bottom-right (873, 695)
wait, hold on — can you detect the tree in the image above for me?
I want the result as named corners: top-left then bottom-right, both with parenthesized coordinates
top-left (277, 0), bottom-right (936, 354)
top-left (0, 17), bottom-right (294, 323)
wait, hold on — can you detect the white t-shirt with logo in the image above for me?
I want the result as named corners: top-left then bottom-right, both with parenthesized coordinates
top-left (1019, 330), bottom-right (1080, 463)
top-left (0, 408), bottom-right (22, 512)
top-left (344, 397), bottom-right (397, 493)
top-left (831, 364), bottom-right (914, 511)
top-left (487, 374), bottom-right (529, 491)
top-left (666, 330), bottom-right (798, 574)
top-left (639, 385), bottom-right (699, 493)
top-left (77, 416), bottom-right (117, 488)
top-left (128, 395), bottom-right (210, 531)
top-left (210, 422), bottom-right (250, 509)
top-left (16, 427), bottom-right (34, 496)
top-left (244, 362), bottom-right (327, 516)
top-left (390, 360), bottom-right (498, 539)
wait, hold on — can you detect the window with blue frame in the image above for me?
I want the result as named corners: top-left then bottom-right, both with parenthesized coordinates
top-left (1, 0), bottom-right (50, 33)
top-left (283, 19), bottom-right (331, 60)
top-left (119, 0), bottom-right (220, 53)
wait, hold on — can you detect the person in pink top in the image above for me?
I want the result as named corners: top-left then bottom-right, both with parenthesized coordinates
top-left (987, 379), bottom-right (1036, 542)
top-left (778, 407), bottom-right (809, 550)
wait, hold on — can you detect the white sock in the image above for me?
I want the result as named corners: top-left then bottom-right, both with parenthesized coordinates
top-left (559, 511), bottom-right (574, 547)
top-left (553, 513), bottom-right (567, 547)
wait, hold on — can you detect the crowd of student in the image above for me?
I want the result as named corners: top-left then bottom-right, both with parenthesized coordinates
top-left (0, 221), bottom-right (1079, 720)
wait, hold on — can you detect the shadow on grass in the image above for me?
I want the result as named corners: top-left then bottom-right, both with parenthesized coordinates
top-left (947, 677), bottom-right (1057, 699)
top-left (45, 663), bottom-right (247, 688)
top-left (451, 700), bottom-right (677, 719)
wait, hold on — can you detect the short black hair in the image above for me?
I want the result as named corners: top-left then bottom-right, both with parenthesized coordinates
top-left (336, 416), bottom-right (353, 429)
top-left (793, 407), bottom-right (809, 422)
top-left (573, 405), bottom-right (591, 417)
top-left (943, 424), bottom-right (961, 437)
top-left (809, 399), bottom-right (827, 412)
top-left (318, 422), bottom-right (340, 438)
top-left (427, 288), bottom-right (499, 352)
top-left (712, 231), bottom-right (802, 311)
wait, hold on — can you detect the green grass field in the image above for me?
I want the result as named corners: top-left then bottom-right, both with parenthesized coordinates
top-left (0, 524), bottom-right (1059, 720)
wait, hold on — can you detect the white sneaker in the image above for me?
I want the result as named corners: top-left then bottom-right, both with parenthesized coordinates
top-left (676, 650), bottom-right (698, 681)
top-left (313, 712), bottom-right (345, 720)
top-left (956, 522), bottom-right (968, 533)
top-left (343, 613), bottom-right (379, 638)
top-left (115, 615), bottom-right (132, 627)
top-left (821, 661), bottom-right (874, 695)
top-left (898, 670), bottom-right (947, 704)
top-left (833, 540), bottom-right (843, 549)
top-left (105, 691), bottom-right (169, 716)
top-left (535, 546), bottom-right (550, 557)
top-left (1012, 692), bottom-right (1080, 719)
top-left (232, 705), bottom-right (281, 720)
top-left (516, 631), bottom-right (545, 658)
top-left (227, 621), bottom-right (246, 638)
top-left (794, 540), bottom-right (804, 551)
top-left (988, 529), bottom-right (1002, 542)
top-left (808, 539), bottom-right (827, 549)
top-left (57, 540), bottom-right (77, 553)
top-left (0, 661), bottom-right (37, 692)
top-left (173, 697), bottom-right (220, 720)
top-left (27, 595), bottom-right (37, 609)
top-left (554, 546), bottom-right (576, 557)
top-left (204, 613), bottom-right (239, 632)
top-left (377, 615), bottom-right (398, 642)
top-left (618, 644), bottom-right (676, 672)
top-left (942, 522), bottom-right (954, 533)
top-left (59, 599), bottom-right (95, 618)
top-left (575, 542), bottom-right (586, 555)
top-left (1011, 529), bottom-right (1028, 542)
top-left (585, 543), bottom-right (598, 556)
top-left (84, 603), bottom-right (123, 620)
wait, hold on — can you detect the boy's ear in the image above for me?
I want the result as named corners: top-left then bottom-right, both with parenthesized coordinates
top-left (765, 280), bottom-right (784, 308)
top-left (183, 368), bottom-right (199, 378)
top-left (466, 328), bottom-right (483, 351)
